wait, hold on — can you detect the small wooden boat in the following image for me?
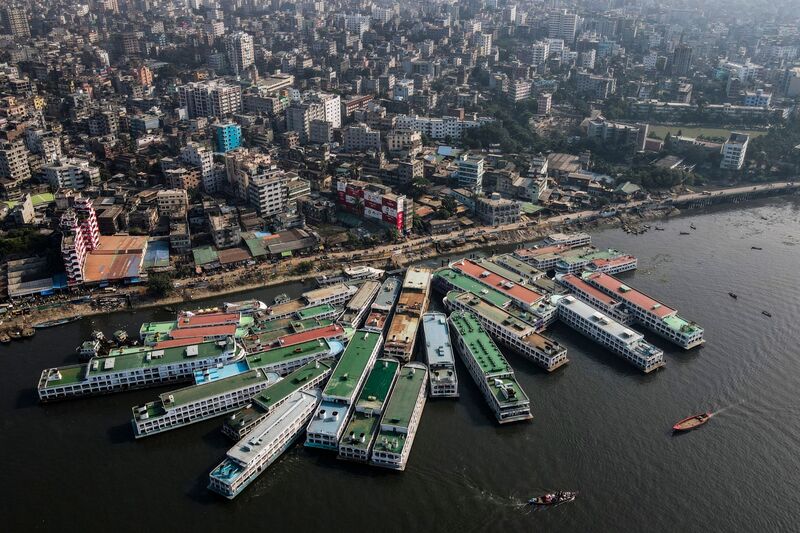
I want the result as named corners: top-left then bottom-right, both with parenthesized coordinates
top-left (273, 293), bottom-right (290, 305)
top-left (0, 332), bottom-right (10, 343)
top-left (529, 492), bottom-right (578, 506)
top-left (762, 310), bottom-right (772, 317)
top-left (679, 231), bottom-right (691, 235)
top-left (34, 315), bottom-right (84, 329)
top-left (689, 224), bottom-right (697, 230)
top-left (655, 227), bottom-right (665, 231)
top-left (673, 413), bottom-right (711, 432)
top-left (728, 292), bottom-right (738, 299)
top-left (751, 246), bottom-right (762, 250)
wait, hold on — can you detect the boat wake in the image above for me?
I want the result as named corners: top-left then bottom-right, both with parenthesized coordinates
top-left (709, 400), bottom-right (745, 417)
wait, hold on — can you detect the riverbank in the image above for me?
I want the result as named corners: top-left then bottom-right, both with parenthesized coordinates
top-left (0, 184), bottom-right (794, 335)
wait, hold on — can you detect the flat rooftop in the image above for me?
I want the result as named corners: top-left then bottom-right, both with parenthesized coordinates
top-left (252, 359), bottom-right (333, 413)
top-left (583, 272), bottom-right (676, 318)
top-left (303, 283), bottom-right (353, 302)
top-left (447, 291), bottom-right (535, 337)
top-left (452, 259), bottom-right (543, 305)
top-left (491, 254), bottom-right (544, 280)
top-left (434, 268), bottom-right (511, 308)
top-left (346, 280), bottom-right (381, 311)
top-left (379, 363), bottom-right (427, 430)
top-left (372, 277), bottom-right (401, 310)
top-left (267, 299), bottom-right (305, 316)
top-left (297, 304), bottom-right (337, 319)
top-left (422, 313), bottom-right (455, 367)
top-left (557, 295), bottom-right (644, 343)
top-left (559, 274), bottom-right (620, 306)
top-left (323, 330), bottom-right (382, 401)
top-left (472, 258), bottom-right (530, 285)
top-left (226, 389), bottom-right (320, 467)
top-left (385, 313), bottom-right (421, 349)
top-left (403, 268), bottom-right (432, 291)
top-left (41, 339), bottom-right (236, 387)
top-left (246, 338), bottom-right (331, 368)
top-left (396, 289), bottom-right (427, 315)
top-left (448, 310), bottom-right (512, 377)
top-left (355, 358), bottom-right (399, 413)
top-left (141, 368), bottom-right (279, 418)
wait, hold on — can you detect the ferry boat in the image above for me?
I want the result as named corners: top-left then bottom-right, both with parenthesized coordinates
top-left (131, 368), bottom-right (282, 438)
top-left (37, 337), bottom-right (244, 402)
top-left (384, 269), bottom-right (432, 362)
top-left (370, 362), bottom-right (428, 471)
top-left (581, 271), bottom-right (704, 349)
top-left (208, 389), bottom-right (321, 499)
top-left (339, 280), bottom-right (381, 329)
top-left (244, 338), bottom-right (340, 377)
top-left (443, 291), bottom-right (568, 372)
top-left (338, 358), bottom-right (400, 462)
top-left (305, 330), bottom-right (383, 450)
top-left (222, 359), bottom-right (334, 441)
top-left (447, 311), bottom-right (532, 424)
top-left (344, 265), bottom-right (385, 280)
top-left (34, 315), bottom-right (83, 329)
top-left (223, 299), bottom-right (268, 315)
top-left (421, 313), bottom-right (458, 398)
top-left (363, 277), bottom-right (401, 333)
top-left (554, 295), bottom-right (665, 373)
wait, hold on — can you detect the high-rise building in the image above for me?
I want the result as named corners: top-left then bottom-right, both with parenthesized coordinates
top-left (225, 32), bottom-right (254, 77)
top-left (342, 124), bottom-right (381, 152)
top-left (720, 133), bottom-right (749, 170)
top-left (43, 159), bottom-right (101, 190)
top-left (60, 197), bottom-right (100, 286)
top-left (0, 140), bottom-right (31, 199)
top-left (3, 7), bottom-right (30, 38)
top-left (455, 156), bottom-right (485, 193)
top-left (178, 80), bottom-right (242, 118)
top-left (180, 142), bottom-right (215, 192)
top-left (213, 122), bottom-right (242, 153)
top-left (549, 10), bottom-right (578, 42)
top-left (537, 93), bottom-right (553, 116)
top-left (671, 43), bottom-right (693, 77)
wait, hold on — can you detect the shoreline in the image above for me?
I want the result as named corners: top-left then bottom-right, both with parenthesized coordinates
top-left (0, 192), bottom-right (794, 335)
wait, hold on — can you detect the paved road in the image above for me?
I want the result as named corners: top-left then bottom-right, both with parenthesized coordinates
top-left (315, 181), bottom-right (800, 264)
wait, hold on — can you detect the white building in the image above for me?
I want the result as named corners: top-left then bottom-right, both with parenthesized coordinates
top-left (548, 10), bottom-right (578, 42)
top-left (180, 142), bottom-right (216, 192)
top-left (342, 123), bottom-right (381, 152)
top-left (720, 132), bottom-right (749, 170)
top-left (225, 32), bottom-right (254, 76)
top-left (156, 189), bottom-right (189, 217)
top-left (178, 80), bottom-right (242, 118)
top-left (43, 158), bottom-right (100, 190)
top-left (396, 114), bottom-right (493, 140)
top-left (455, 156), bottom-right (485, 193)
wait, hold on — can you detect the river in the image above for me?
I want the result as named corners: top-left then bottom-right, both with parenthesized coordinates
top-left (2, 198), bottom-right (799, 532)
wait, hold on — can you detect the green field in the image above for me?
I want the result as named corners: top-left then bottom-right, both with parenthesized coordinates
top-left (649, 125), bottom-right (767, 141)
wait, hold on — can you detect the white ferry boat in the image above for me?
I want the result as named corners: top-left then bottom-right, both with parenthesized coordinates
top-left (421, 313), bottom-right (458, 398)
top-left (131, 368), bottom-right (281, 438)
top-left (208, 389), bottom-right (321, 499)
top-left (555, 295), bottom-right (665, 373)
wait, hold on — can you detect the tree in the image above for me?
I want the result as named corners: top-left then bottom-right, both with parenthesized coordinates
top-left (410, 177), bottom-right (432, 198)
top-left (147, 273), bottom-right (174, 297)
top-left (294, 261), bottom-right (314, 275)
